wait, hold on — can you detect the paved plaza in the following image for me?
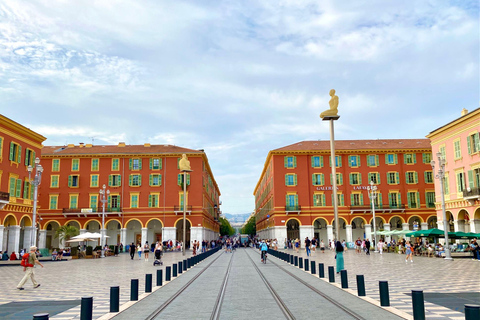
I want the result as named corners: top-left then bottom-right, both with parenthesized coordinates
top-left (0, 248), bottom-right (478, 319)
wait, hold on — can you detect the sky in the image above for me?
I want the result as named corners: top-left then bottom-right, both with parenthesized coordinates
top-left (1, 0), bottom-right (479, 215)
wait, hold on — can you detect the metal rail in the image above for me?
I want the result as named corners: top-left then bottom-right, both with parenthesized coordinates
top-left (210, 251), bottom-right (235, 320)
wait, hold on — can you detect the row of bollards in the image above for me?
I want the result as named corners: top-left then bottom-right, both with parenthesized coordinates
top-left (32, 247), bottom-right (222, 320)
top-left (266, 249), bottom-right (480, 320)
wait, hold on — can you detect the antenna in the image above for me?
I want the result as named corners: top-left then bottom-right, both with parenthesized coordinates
top-left (90, 137), bottom-right (95, 144)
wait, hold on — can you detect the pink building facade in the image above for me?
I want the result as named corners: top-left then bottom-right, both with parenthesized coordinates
top-left (426, 108), bottom-right (480, 233)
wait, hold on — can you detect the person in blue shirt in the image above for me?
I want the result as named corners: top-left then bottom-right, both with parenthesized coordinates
top-left (260, 241), bottom-right (268, 262)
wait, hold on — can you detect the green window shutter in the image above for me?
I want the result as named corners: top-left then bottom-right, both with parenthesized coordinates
top-left (139, 159), bottom-right (142, 170)
top-left (159, 159), bottom-right (162, 169)
top-left (360, 194), bottom-right (364, 205)
top-left (108, 175), bottom-right (112, 186)
top-left (321, 174), bottom-right (325, 185)
top-left (375, 155), bottom-right (379, 166)
top-left (349, 173), bottom-right (353, 185)
top-left (9, 177), bottom-right (15, 196)
top-left (422, 153), bottom-right (427, 163)
top-left (322, 194), bottom-right (326, 206)
top-left (129, 159), bottom-right (132, 170)
top-left (118, 175), bottom-right (122, 187)
top-left (32, 151), bottom-right (36, 165)
top-left (348, 156), bottom-right (352, 167)
top-left (377, 173), bottom-right (381, 184)
top-left (9, 142), bottom-right (14, 160)
top-left (285, 175), bottom-right (289, 185)
top-left (358, 173), bottom-right (362, 184)
top-left (403, 154), bottom-right (407, 164)
top-left (294, 195), bottom-right (298, 206)
top-left (329, 156), bottom-right (331, 167)
top-left (405, 172), bottom-right (409, 183)
top-left (338, 156), bottom-right (342, 167)
top-left (129, 175), bottom-right (133, 186)
top-left (107, 195), bottom-right (111, 207)
top-left (340, 194), bottom-right (344, 206)
top-left (339, 174), bottom-right (343, 185)
top-left (476, 133), bottom-right (480, 151)
top-left (117, 195), bottom-right (121, 206)
top-left (357, 156), bottom-right (360, 167)
top-left (416, 192), bottom-right (420, 208)
top-left (468, 170), bottom-right (474, 188)
top-left (395, 172), bottom-right (400, 184)
top-left (294, 175), bottom-right (297, 186)
top-left (398, 192), bottom-right (401, 205)
top-left (394, 154), bottom-right (398, 164)
top-left (456, 173), bottom-right (461, 192)
top-left (368, 173), bottom-right (372, 182)
top-left (138, 175), bottom-right (142, 186)
top-left (293, 157), bottom-right (297, 168)
top-left (320, 156), bottom-right (324, 167)
top-left (17, 145), bottom-right (21, 163)
top-left (312, 174), bottom-right (316, 185)
top-left (286, 194), bottom-right (289, 205)
top-left (367, 156), bottom-right (371, 166)
top-left (424, 172), bottom-right (428, 183)
top-left (378, 193), bottom-right (382, 207)
top-left (149, 174), bottom-right (153, 186)
top-left (187, 174), bottom-right (190, 185)
top-left (330, 174), bottom-right (333, 185)
top-left (414, 172), bottom-right (418, 184)
top-left (350, 194), bottom-right (354, 205)
top-left (68, 175), bottom-right (72, 187)
top-left (23, 181), bottom-right (29, 198)
top-left (388, 193), bottom-right (392, 206)
top-left (407, 193), bottom-right (412, 207)
top-left (311, 157), bottom-right (315, 168)
top-left (178, 174), bottom-right (182, 186)
top-left (16, 179), bottom-right (22, 197)
top-left (284, 157), bottom-right (288, 168)
top-left (385, 154), bottom-right (388, 164)
top-left (149, 159), bottom-right (152, 170)
top-left (25, 150), bottom-right (28, 165)
top-left (148, 195), bottom-right (152, 207)
top-left (159, 174), bottom-right (162, 186)
top-left (413, 154), bottom-right (417, 164)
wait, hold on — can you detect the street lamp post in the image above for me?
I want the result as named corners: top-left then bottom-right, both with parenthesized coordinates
top-left (367, 180), bottom-right (378, 252)
top-left (99, 184), bottom-right (110, 258)
top-left (27, 157), bottom-right (43, 248)
top-left (431, 152), bottom-right (453, 260)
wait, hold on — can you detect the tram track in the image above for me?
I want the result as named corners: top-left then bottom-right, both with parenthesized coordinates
top-left (210, 250), bottom-right (235, 320)
top-left (252, 249), bottom-right (366, 320)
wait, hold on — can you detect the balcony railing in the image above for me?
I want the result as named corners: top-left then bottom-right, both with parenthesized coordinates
top-left (349, 204), bottom-right (406, 211)
top-left (174, 205), bottom-right (193, 211)
top-left (463, 187), bottom-right (480, 200)
top-left (62, 207), bottom-right (122, 214)
top-left (0, 191), bottom-right (9, 203)
top-left (285, 205), bottom-right (301, 212)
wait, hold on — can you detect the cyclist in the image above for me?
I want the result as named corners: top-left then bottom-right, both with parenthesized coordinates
top-left (259, 241), bottom-right (268, 263)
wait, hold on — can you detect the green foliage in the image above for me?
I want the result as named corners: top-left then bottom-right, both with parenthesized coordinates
top-left (86, 246), bottom-right (93, 255)
top-left (241, 216), bottom-right (256, 236)
top-left (71, 246), bottom-right (78, 256)
top-left (54, 225), bottom-right (79, 242)
top-left (219, 217), bottom-right (235, 236)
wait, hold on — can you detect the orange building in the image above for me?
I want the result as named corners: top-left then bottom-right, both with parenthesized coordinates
top-left (37, 143), bottom-right (221, 249)
top-left (0, 115), bottom-right (47, 254)
top-left (254, 139), bottom-right (437, 247)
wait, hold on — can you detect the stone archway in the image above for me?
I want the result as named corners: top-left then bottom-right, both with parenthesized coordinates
top-left (125, 219), bottom-right (142, 246)
top-left (176, 219), bottom-right (191, 248)
top-left (408, 216), bottom-right (423, 231)
top-left (313, 218), bottom-right (328, 243)
top-left (446, 211), bottom-right (455, 232)
top-left (286, 219), bottom-right (300, 241)
top-left (389, 216), bottom-right (404, 230)
top-left (146, 219), bottom-right (163, 247)
top-left (427, 216), bottom-right (438, 229)
top-left (332, 218), bottom-right (348, 242)
top-left (45, 221), bottom-right (60, 249)
top-left (3, 215), bottom-right (18, 253)
top-left (351, 217), bottom-right (366, 241)
top-left (19, 216), bottom-right (33, 252)
top-left (457, 210), bottom-right (470, 232)
top-left (105, 220), bottom-right (121, 246)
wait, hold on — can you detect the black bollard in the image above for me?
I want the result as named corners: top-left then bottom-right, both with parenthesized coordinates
top-left (304, 259), bottom-right (309, 271)
top-left (145, 274), bottom-right (152, 293)
top-left (178, 261), bottom-right (183, 274)
top-left (311, 261), bottom-right (316, 274)
top-left (157, 269), bottom-right (163, 286)
top-left (187, 258), bottom-right (191, 268)
top-left (411, 290), bottom-right (425, 320)
top-left (328, 266), bottom-right (335, 283)
top-left (33, 314), bottom-right (49, 320)
top-left (130, 280), bottom-right (138, 301)
top-left (465, 305), bottom-right (480, 320)
top-left (80, 296), bottom-right (93, 320)
top-left (379, 281), bottom-right (390, 307)
top-left (294, 256), bottom-right (298, 266)
top-left (290, 254), bottom-right (294, 264)
top-left (340, 270), bottom-right (348, 289)
top-left (319, 263), bottom-right (325, 278)
top-left (110, 286), bottom-right (120, 313)
top-left (183, 259), bottom-right (187, 271)
top-left (173, 264), bottom-right (178, 277)
top-left (299, 257), bottom-right (303, 269)
top-left (356, 275), bottom-right (366, 296)
top-left (166, 266), bottom-right (171, 281)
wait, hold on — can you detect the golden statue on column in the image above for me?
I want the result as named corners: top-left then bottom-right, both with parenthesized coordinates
top-left (320, 89), bottom-right (339, 119)
top-left (179, 154), bottom-right (192, 172)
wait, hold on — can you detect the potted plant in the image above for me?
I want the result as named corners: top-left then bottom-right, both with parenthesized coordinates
top-left (71, 246), bottom-right (78, 259)
top-left (86, 245), bottom-right (93, 258)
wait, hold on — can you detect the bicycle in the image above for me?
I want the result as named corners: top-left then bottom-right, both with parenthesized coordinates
top-left (261, 251), bottom-right (267, 264)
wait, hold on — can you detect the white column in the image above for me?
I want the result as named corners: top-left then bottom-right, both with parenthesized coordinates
top-left (120, 228), bottom-right (127, 247)
top-left (345, 224), bottom-right (353, 243)
top-left (437, 220), bottom-right (444, 230)
top-left (326, 225), bottom-right (334, 243)
top-left (23, 227), bottom-right (34, 250)
top-left (470, 219), bottom-right (479, 233)
top-left (383, 224), bottom-right (391, 243)
top-left (190, 227), bottom-right (203, 249)
top-left (9, 226), bottom-right (21, 255)
top-left (79, 229), bottom-right (87, 235)
top-left (2, 226), bottom-right (7, 251)
top-left (299, 225), bottom-right (314, 248)
top-left (141, 228), bottom-right (148, 246)
top-left (273, 226), bottom-right (287, 249)
top-left (452, 220), bottom-right (459, 232)
top-left (421, 222), bottom-right (428, 230)
top-left (38, 230), bottom-right (47, 249)
top-left (162, 227), bottom-right (176, 244)
top-left (402, 223), bottom-right (410, 231)
top-left (364, 224), bottom-right (372, 242)
top-left (0, 225), bottom-right (4, 252)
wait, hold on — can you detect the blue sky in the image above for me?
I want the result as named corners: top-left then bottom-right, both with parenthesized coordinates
top-left (1, 0), bottom-right (478, 214)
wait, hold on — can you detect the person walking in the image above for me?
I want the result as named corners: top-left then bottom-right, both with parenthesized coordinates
top-left (320, 239), bottom-right (325, 253)
top-left (193, 240), bottom-right (198, 256)
top-left (365, 238), bottom-right (371, 255)
top-left (144, 242), bottom-right (150, 261)
top-left (355, 237), bottom-right (362, 254)
top-left (17, 246), bottom-right (43, 290)
top-left (311, 237), bottom-right (317, 255)
top-left (377, 239), bottom-right (384, 254)
top-left (295, 238), bottom-right (300, 253)
top-left (305, 237), bottom-right (311, 257)
top-left (129, 242), bottom-right (135, 260)
top-left (137, 243), bottom-right (142, 260)
top-left (405, 240), bottom-right (413, 263)
top-left (335, 241), bottom-right (344, 274)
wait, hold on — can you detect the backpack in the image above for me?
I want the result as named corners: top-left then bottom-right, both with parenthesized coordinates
top-left (21, 253), bottom-right (34, 267)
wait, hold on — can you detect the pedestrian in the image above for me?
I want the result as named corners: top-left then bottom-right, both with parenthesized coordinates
top-left (129, 242), bottom-right (135, 260)
top-left (355, 237), bottom-right (362, 254)
top-left (295, 238), bottom-right (300, 253)
top-left (311, 237), bottom-right (317, 255)
top-left (144, 242), bottom-right (150, 261)
top-left (320, 239), bottom-right (325, 253)
top-left (335, 241), bottom-right (344, 274)
top-left (305, 237), bottom-right (311, 257)
top-left (193, 240), bottom-right (197, 256)
top-left (365, 238), bottom-right (371, 255)
top-left (377, 239), bottom-right (384, 254)
top-left (137, 243), bottom-right (142, 260)
top-left (17, 246), bottom-right (43, 290)
top-left (405, 240), bottom-right (413, 263)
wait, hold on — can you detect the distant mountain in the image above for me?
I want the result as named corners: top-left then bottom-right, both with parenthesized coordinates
top-left (224, 213), bottom-right (251, 224)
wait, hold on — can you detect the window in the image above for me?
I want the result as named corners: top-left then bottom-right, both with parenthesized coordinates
top-left (150, 174), bottom-right (162, 186)
top-left (329, 156), bottom-right (342, 168)
top-left (177, 174), bottom-right (191, 186)
top-left (130, 158), bottom-right (142, 170)
top-left (91, 158), bottom-right (99, 171)
top-left (69, 195), bottom-right (78, 209)
top-left (90, 195), bottom-right (98, 211)
top-left (349, 173), bottom-right (362, 185)
top-left (109, 174), bottom-right (122, 187)
top-left (23, 181), bottom-right (32, 199)
top-left (150, 158), bottom-right (162, 170)
top-left (8, 142), bottom-right (21, 163)
top-left (285, 194), bottom-right (298, 210)
top-left (387, 172), bottom-right (400, 184)
top-left (452, 140), bottom-right (461, 159)
top-left (130, 194), bottom-right (139, 208)
top-left (425, 192), bottom-right (435, 208)
top-left (351, 193), bottom-right (364, 206)
top-left (285, 174), bottom-right (297, 186)
top-left (9, 176), bottom-right (16, 197)
top-left (330, 173), bottom-right (343, 185)
top-left (404, 153), bottom-right (416, 164)
top-left (71, 159), bottom-right (80, 171)
top-left (50, 175), bottom-right (59, 188)
top-left (284, 156), bottom-right (297, 168)
top-left (468, 169), bottom-right (480, 189)
top-left (373, 193), bottom-right (382, 208)
top-left (424, 171), bottom-right (433, 183)
top-left (90, 174), bottom-right (99, 188)
top-left (348, 155), bottom-right (360, 167)
top-left (444, 175), bottom-right (449, 194)
top-left (313, 193), bottom-right (326, 207)
top-left (312, 174), bottom-right (324, 186)
top-left (388, 192), bottom-right (401, 208)
top-left (405, 171), bottom-right (418, 184)
top-left (52, 159), bottom-right (60, 172)
top-left (368, 173), bottom-right (380, 184)
top-left (467, 132), bottom-right (480, 154)
top-left (14, 178), bottom-right (21, 197)
top-left (49, 195), bottom-right (58, 210)
top-left (129, 174), bottom-right (142, 187)
top-left (311, 156), bottom-right (323, 168)
top-left (385, 153), bottom-right (397, 165)
top-left (331, 193), bottom-right (345, 206)
top-left (407, 192), bottom-right (419, 208)
top-left (439, 145), bottom-right (446, 160)
top-left (422, 153), bottom-right (432, 164)
top-left (109, 195), bottom-right (120, 209)
top-left (25, 149), bottom-right (35, 167)
top-left (456, 172), bottom-right (465, 192)
top-left (366, 155), bottom-right (379, 167)
top-left (149, 193), bottom-right (159, 208)
top-left (112, 158), bottom-right (120, 171)
top-left (68, 175), bottom-right (79, 187)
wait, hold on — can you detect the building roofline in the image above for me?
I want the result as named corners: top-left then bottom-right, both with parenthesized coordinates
top-left (0, 114), bottom-right (47, 143)
top-left (426, 107), bottom-right (480, 138)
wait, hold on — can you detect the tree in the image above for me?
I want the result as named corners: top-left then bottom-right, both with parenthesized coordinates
top-left (54, 225), bottom-right (79, 243)
top-left (241, 216), bottom-right (256, 236)
top-left (219, 217), bottom-right (235, 236)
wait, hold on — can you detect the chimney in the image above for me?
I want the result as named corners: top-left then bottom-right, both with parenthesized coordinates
top-left (144, 143), bottom-right (151, 147)
top-left (79, 142), bottom-right (85, 148)
top-left (118, 142), bottom-right (126, 147)
top-left (85, 144), bottom-right (93, 148)
top-left (461, 108), bottom-right (468, 116)
top-left (67, 144), bottom-right (75, 148)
